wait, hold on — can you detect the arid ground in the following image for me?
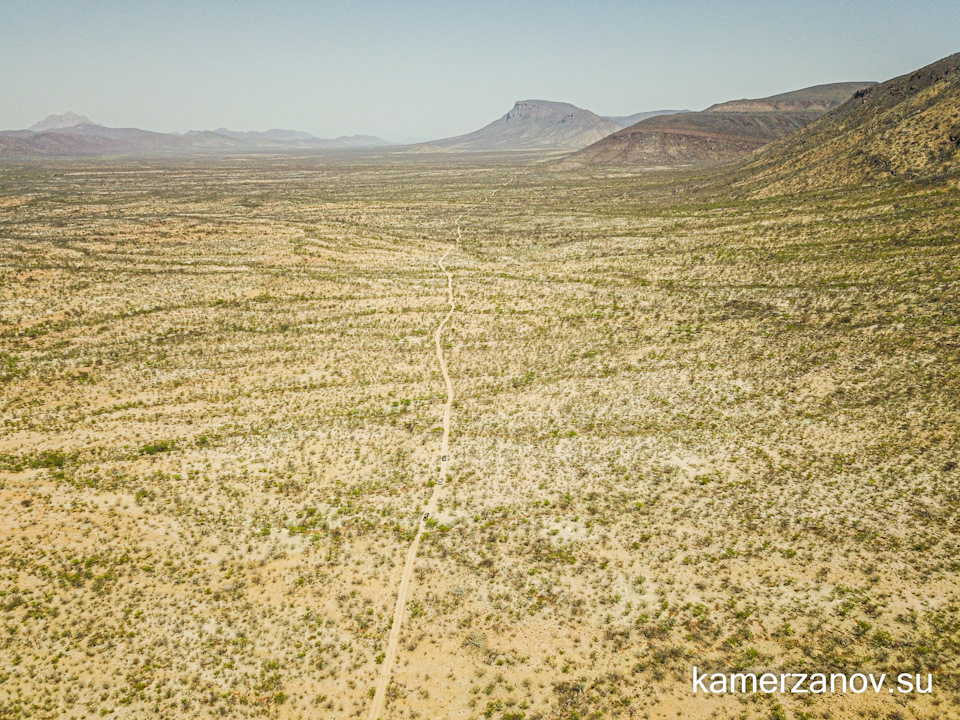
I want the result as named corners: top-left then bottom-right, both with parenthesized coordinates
top-left (1, 154), bottom-right (958, 720)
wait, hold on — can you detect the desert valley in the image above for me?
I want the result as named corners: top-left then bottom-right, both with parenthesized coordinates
top-left (1, 43), bottom-right (958, 720)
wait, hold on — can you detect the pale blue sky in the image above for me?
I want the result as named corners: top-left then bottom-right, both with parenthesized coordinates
top-left (1, 1), bottom-right (957, 141)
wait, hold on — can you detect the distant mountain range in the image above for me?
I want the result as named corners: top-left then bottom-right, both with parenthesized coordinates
top-left (559, 81), bottom-right (876, 168)
top-left (409, 101), bottom-right (686, 152)
top-left (0, 114), bottom-right (391, 157)
top-left (192, 128), bottom-right (317, 142)
top-left (6, 53), bottom-right (955, 175)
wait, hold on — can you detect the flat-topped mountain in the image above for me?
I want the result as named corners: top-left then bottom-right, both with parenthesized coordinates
top-left (731, 52), bottom-right (960, 193)
top-left (559, 81), bottom-right (876, 168)
top-left (422, 100), bottom-right (622, 152)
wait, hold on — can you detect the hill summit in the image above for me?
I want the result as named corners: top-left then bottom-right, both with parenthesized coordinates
top-left (29, 112), bottom-right (98, 132)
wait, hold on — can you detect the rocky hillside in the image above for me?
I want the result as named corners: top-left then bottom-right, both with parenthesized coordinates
top-left (731, 52), bottom-right (960, 193)
top-left (558, 81), bottom-right (875, 168)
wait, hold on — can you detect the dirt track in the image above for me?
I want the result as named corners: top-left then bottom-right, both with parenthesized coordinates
top-left (364, 214), bottom-right (462, 720)
top-left (366, 184), bottom-right (510, 719)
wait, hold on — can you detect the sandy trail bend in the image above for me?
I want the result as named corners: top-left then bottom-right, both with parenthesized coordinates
top-left (366, 187), bottom-right (507, 720)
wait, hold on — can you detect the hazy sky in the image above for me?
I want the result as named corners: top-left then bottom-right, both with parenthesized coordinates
top-left (2, 1), bottom-right (958, 141)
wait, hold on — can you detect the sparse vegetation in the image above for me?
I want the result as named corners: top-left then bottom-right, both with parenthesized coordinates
top-left (0, 150), bottom-right (957, 720)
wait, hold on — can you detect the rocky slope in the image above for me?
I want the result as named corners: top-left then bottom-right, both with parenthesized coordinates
top-left (730, 52), bottom-right (960, 193)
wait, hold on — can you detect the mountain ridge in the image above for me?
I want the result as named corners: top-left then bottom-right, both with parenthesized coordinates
top-left (706, 82), bottom-right (876, 113)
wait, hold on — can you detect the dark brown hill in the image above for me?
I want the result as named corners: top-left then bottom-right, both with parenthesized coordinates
top-left (558, 81), bottom-right (875, 168)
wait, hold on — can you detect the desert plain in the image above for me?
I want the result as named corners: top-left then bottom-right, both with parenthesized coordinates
top-left (0, 152), bottom-right (958, 720)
